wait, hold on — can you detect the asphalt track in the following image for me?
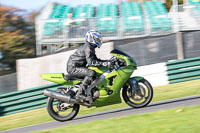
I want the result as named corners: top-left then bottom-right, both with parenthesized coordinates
top-left (1, 94), bottom-right (200, 133)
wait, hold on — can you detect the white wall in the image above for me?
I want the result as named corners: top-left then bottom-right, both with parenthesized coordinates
top-left (16, 42), bottom-right (113, 90)
top-left (133, 62), bottom-right (169, 87)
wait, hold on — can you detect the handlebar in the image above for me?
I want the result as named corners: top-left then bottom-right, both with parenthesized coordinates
top-left (109, 57), bottom-right (120, 70)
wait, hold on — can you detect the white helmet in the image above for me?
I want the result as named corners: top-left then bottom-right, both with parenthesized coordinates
top-left (85, 30), bottom-right (102, 48)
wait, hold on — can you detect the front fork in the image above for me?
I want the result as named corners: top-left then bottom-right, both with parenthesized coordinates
top-left (127, 77), bottom-right (144, 96)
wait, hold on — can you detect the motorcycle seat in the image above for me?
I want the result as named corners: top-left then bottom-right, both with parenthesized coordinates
top-left (63, 74), bottom-right (83, 81)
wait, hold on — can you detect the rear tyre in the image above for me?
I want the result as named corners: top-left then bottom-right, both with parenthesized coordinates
top-left (46, 89), bottom-right (80, 122)
top-left (122, 79), bottom-right (153, 108)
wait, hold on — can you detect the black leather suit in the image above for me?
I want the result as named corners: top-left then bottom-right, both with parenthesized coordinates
top-left (67, 42), bottom-right (107, 93)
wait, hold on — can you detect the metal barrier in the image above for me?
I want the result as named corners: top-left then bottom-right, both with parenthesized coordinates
top-left (35, 4), bottom-right (200, 56)
top-left (169, 4), bottom-right (200, 31)
top-left (0, 83), bottom-right (61, 116)
top-left (167, 56), bottom-right (200, 84)
top-left (37, 15), bottom-right (174, 44)
top-left (37, 4), bottom-right (200, 45)
top-left (148, 14), bottom-right (173, 36)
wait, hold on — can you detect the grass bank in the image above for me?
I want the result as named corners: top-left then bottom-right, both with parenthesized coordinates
top-left (0, 79), bottom-right (200, 131)
top-left (33, 105), bottom-right (200, 133)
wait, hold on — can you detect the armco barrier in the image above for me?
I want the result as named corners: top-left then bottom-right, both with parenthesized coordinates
top-left (167, 56), bottom-right (200, 84)
top-left (0, 83), bottom-right (61, 116)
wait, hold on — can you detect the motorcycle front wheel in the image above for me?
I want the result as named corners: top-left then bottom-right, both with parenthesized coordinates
top-left (46, 90), bottom-right (80, 122)
top-left (122, 79), bottom-right (153, 108)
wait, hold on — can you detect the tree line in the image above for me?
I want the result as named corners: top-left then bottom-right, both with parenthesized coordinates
top-left (0, 4), bottom-right (37, 75)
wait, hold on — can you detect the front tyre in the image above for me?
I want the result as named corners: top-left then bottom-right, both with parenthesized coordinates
top-left (46, 89), bottom-right (80, 122)
top-left (122, 79), bottom-right (153, 108)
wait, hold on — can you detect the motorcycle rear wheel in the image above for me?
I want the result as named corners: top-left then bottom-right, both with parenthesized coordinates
top-left (122, 79), bottom-right (153, 108)
top-left (46, 90), bottom-right (80, 122)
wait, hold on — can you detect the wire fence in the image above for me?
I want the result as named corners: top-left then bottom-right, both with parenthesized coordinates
top-left (169, 4), bottom-right (200, 31)
top-left (35, 4), bottom-right (200, 55)
top-left (37, 14), bottom-right (175, 44)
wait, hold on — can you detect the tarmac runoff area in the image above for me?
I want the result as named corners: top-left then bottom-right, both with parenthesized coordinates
top-left (1, 94), bottom-right (200, 133)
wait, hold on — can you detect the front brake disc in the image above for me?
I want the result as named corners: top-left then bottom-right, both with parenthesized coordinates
top-left (129, 85), bottom-right (146, 101)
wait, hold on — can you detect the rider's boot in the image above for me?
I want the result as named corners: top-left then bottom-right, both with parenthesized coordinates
top-left (76, 77), bottom-right (92, 102)
top-left (75, 85), bottom-right (86, 102)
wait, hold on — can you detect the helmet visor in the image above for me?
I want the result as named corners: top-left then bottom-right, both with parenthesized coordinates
top-left (93, 35), bottom-right (102, 44)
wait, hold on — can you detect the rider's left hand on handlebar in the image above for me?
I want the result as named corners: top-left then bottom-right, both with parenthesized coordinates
top-left (102, 60), bottom-right (113, 68)
top-left (102, 60), bottom-right (110, 67)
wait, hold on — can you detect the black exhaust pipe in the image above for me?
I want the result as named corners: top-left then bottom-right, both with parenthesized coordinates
top-left (43, 89), bottom-right (76, 104)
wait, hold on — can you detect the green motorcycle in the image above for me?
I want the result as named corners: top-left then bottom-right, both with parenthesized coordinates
top-left (41, 49), bottom-right (153, 122)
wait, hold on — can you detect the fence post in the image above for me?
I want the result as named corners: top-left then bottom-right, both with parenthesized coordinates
top-left (36, 44), bottom-right (42, 56)
top-left (176, 32), bottom-right (184, 60)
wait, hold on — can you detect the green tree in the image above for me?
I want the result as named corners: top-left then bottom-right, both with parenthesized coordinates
top-left (0, 4), bottom-right (36, 74)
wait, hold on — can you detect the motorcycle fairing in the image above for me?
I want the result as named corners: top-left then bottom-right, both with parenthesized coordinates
top-left (90, 52), bottom-right (136, 107)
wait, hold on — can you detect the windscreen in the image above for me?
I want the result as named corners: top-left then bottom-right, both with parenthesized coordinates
top-left (110, 49), bottom-right (132, 58)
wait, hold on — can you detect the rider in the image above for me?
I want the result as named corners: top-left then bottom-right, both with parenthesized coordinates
top-left (67, 30), bottom-right (110, 101)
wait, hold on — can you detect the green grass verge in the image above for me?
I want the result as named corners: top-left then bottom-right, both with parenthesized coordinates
top-left (33, 105), bottom-right (200, 133)
top-left (0, 79), bottom-right (200, 131)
